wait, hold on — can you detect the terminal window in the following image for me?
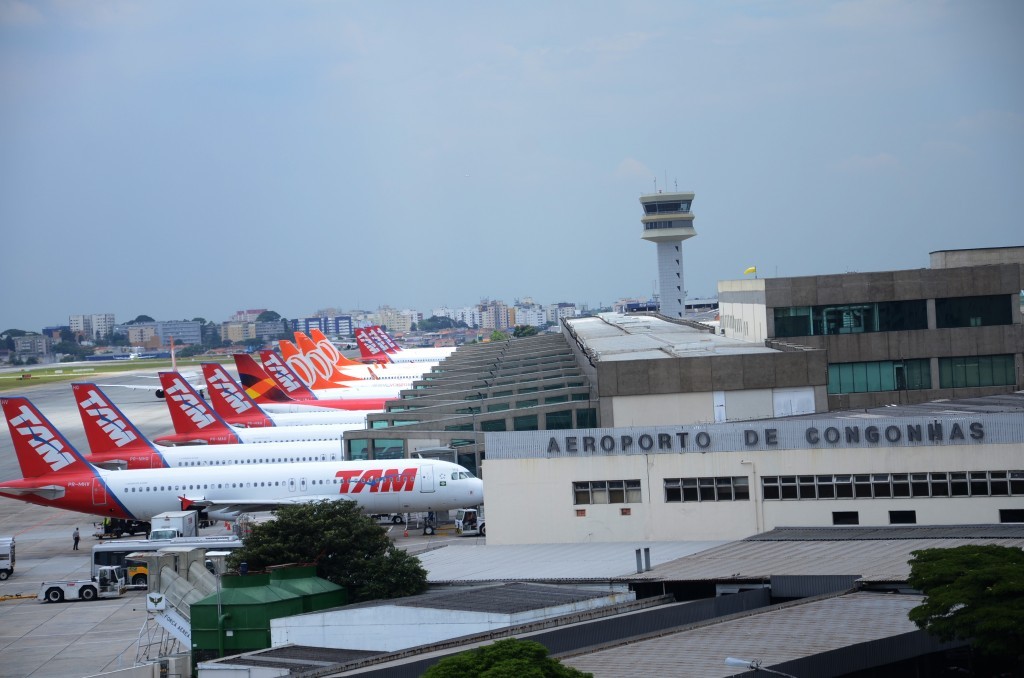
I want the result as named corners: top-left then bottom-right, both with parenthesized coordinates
top-left (827, 358), bottom-right (930, 394)
top-left (573, 480), bottom-right (642, 505)
top-left (938, 354), bottom-right (1016, 389)
top-left (664, 476), bottom-right (750, 502)
top-left (773, 299), bottom-right (927, 338)
top-left (761, 470), bottom-right (1023, 500)
top-left (935, 295), bottom-right (1012, 328)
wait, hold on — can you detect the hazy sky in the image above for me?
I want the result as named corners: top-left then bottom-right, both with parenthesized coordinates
top-left (2, 1), bottom-right (1022, 331)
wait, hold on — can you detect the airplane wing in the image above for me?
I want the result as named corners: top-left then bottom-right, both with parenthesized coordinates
top-left (183, 494), bottom-right (346, 519)
top-left (98, 373), bottom-right (206, 398)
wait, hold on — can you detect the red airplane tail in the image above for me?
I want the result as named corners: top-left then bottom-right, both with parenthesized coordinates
top-left (232, 353), bottom-right (296, 403)
top-left (355, 327), bottom-right (392, 364)
top-left (71, 383), bottom-right (161, 456)
top-left (369, 325), bottom-right (402, 353)
top-left (158, 372), bottom-right (242, 443)
top-left (201, 363), bottom-right (275, 428)
top-left (258, 350), bottom-right (320, 401)
top-left (1, 396), bottom-right (96, 479)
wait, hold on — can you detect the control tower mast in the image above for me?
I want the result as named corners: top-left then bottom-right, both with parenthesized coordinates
top-left (639, 191), bottom-right (696, 319)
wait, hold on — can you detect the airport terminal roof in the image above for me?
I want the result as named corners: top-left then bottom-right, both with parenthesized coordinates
top-left (418, 540), bottom-right (725, 584)
top-left (562, 591), bottom-right (927, 677)
top-left (789, 390), bottom-right (1024, 420)
top-left (565, 312), bottom-right (778, 362)
top-left (624, 525), bottom-right (1024, 583)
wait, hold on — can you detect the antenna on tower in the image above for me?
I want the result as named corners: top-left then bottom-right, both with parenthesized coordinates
top-left (653, 177), bottom-right (657, 193)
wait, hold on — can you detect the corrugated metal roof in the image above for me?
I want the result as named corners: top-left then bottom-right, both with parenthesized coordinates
top-left (746, 524), bottom-right (1024, 540)
top-left (398, 582), bottom-right (614, 613)
top-left (562, 592), bottom-right (924, 677)
top-left (420, 541), bottom-right (726, 583)
top-left (566, 313), bottom-right (777, 362)
top-left (624, 536), bottom-right (1024, 583)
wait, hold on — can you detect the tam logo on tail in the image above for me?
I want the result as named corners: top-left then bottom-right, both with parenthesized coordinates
top-left (164, 377), bottom-right (217, 428)
top-left (77, 389), bottom-right (138, 448)
top-left (262, 352), bottom-right (305, 392)
top-left (7, 403), bottom-right (76, 472)
top-left (206, 366), bottom-right (254, 415)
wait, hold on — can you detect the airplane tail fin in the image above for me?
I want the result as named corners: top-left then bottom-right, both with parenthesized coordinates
top-left (369, 325), bottom-right (402, 353)
top-left (158, 372), bottom-right (241, 442)
top-left (232, 353), bottom-right (295, 403)
top-left (1, 396), bottom-right (95, 479)
top-left (258, 350), bottom-right (319, 401)
top-left (291, 333), bottom-right (365, 385)
top-left (309, 329), bottom-right (364, 367)
top-left (355, 327), bottom-right (392, 364)
top-left (71, 383), bottom-right (158, 455)
top-left (201, 363), bottom-right (275, 427)
top-left (279, 339), bottom-right (353, 388)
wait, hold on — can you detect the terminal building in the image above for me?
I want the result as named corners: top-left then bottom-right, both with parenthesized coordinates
top-left (341, 246), bottom-right (1024, 545)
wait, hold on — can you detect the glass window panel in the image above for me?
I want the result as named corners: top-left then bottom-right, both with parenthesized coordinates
top-left (513, 414), bottom-right (538, 431)
top-left (576, 408), bottom-right (598, 428)
top-left (852, 363), bottom-right (868, 392)
top-left (762, 477), bottom-right (780, 500)
top-left (717, 477), bottom-right (733, 501)
top-left (866, 361), bottom-right (882, 392)
top-left (839, 364), bottom-right (854, 393)
top-left (970, 472), bottom-right (989, 496)
top-left (939, 358), bottom-right (953, 388)
top-left (480, 419), bottom-right (507, 432)
top-left (880, 361), bottom-right (897, 391)
top-left (827, 364), bottom-right (841, 394)
top-left (950, 473), bottom-right (969, 496)
top-left (699, 477), bottom-right (716, 501)
top-left (733, 477), bottom-right (749, 501)
top-left (626, 480), bottom-right (642, 503)
top-left (545, 410), bottom-right (573, 430)
top-left (990, 471), bottom-right (1009, 495)
top-left (1010, 471), bottom-right (1024, 495)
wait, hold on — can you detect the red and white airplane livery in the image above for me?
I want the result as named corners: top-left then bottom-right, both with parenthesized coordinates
top-left (71, 385), bottom-right (343, 470)
top-left (232, 353), bottom-right (389, 413)
top-left (0, 396), bottom-right (483, 523)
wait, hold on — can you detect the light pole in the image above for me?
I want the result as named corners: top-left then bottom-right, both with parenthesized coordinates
top-left (725, 657), bottom-right (797, 677)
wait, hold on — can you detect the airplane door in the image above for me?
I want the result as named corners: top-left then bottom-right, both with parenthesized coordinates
top-left (419, 464), bottom-right (435, 493)
top-left (92, 479), bottom-right (107, 506)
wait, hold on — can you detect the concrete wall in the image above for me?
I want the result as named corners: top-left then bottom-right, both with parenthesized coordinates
top-left (482, 443), bottom-right (1023, 545)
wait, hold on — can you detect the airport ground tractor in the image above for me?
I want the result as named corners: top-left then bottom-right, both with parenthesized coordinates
top-left (454, 508), bottom-right (485, 536)
top-left (38, 565), bottom-right (127, 603)
top-left (0, 537), bottom-right (14, 580)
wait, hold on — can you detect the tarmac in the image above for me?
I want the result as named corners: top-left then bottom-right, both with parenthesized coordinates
top-left (0, 369), bottom-right (452, 678)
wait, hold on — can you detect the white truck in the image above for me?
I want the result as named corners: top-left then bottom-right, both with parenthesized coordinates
top-left (148, 510), bottom-right (199, 540)
top-left (38, 565), bottom-right (126, 603)
top-left (454, 508), bottom-right (485, 536)
top-left (0, 537), bottom-right (14, 580)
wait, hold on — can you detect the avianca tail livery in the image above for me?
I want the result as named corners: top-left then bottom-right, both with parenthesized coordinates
top-left (155, 372), bottom-right (361, 446)
top-left (232, 353), bottom-right (388, 412)
top-left (258, 350), bottom-right (403, 402)
top-left (0, 396), bottom-right (483, 522)
top-left (70, 386), bottom-right (343, 470)
top-left (201, 363), bottom-right (372, 428)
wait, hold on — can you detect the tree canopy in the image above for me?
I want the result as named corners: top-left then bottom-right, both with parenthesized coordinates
top-left (227, 500), bottom-right (428, 603)
top-left (512, 325), bottom-right (539, 338)
top-left (131, 315), bottom-right (154, 324)
top-left (424, 638), bottom-right (592, 678)
top-left (419, 316), bottom-right (468, 332)
top-left (907, 544), bottom-right (1024, 659)
top-left (256, 310), bottom-right (281, 322)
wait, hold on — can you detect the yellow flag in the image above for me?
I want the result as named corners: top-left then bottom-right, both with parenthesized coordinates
top-left (744, 266), bottom-right (757, 275)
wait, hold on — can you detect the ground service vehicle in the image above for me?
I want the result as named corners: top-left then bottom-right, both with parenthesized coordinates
top-left (92, 535), bottom-right (243, 587)
top-left (93, 518), bottom-right (149, 539)
top-left (0, 537), bottom-right (14, 580)
top-left (454, 508), bottom-right (485, 536)
top-left (38, 565), bottom-right (126, 603)
top-left (148, 510), bottom-right (199, 540)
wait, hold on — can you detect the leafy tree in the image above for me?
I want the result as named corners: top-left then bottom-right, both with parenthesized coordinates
top-left (60, 328), bottom-right (75, 342)
top-left (419, 316), bottom-right (468, 332)
top-left (256, 310), bottom-right (281, 322)
top-left (227, 500), bottom-right (428, 603)
top-left (424, 638), bottom-right (592, 678)
top-left (131, 315), bottom-right (155, 324)
top-left (512, 325), bottom-right (538, 338)
top-left (907, 545), bottom-right (1024, 660)
top-left (490, 330), bottom-right (509, 342)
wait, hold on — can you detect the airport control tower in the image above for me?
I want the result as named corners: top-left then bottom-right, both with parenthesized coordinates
top-left (639, 191), bottom-right (696, 319)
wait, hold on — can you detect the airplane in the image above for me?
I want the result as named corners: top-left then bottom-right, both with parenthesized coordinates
top-left (154, 371), bottom-right (362, 446)
top-left (299, 330), bottom-right (436, 380)
top-left (201, 362), bottom-right (375, 428)
top-left (355, 326), bottom-right (456, 364)
top-left (257, 350), bottom-right (406, 403)
top-left (0, 396), bottom-right (484, 523)
top-left (69, 386), bottom-right (343, 469)
top-left (282, 336), bottom-right (423, 389)
top-left (232, 353), bottom-right (390, 412)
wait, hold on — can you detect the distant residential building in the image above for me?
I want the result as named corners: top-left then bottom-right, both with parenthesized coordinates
top-left (42, 326), bottom-right (69, 341)
top-left (14, 334), bottom-right (51, 361)
top-left (229, 309), bottom-right (268, 323)
top-left (546, 302), bottom-right (580, 323)
top-left (220, 322), bottom-right (255, 344)
top-left (292, 315), bottom-right (354, 337)
top-left (123, 323), bottom-right (158, 345)
top-left (432, 306), bottom-right (482, 328)
top-left (512, 302), bottom-right (548, 327)
top-left (479, 300), bottom-right (512, 330)
top-left (69, 313), bottom-right (115, 341)
top-left (375, 306), bottom-right (419, 334)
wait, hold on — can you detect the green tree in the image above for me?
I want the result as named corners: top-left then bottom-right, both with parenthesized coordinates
top-left (419, 316), bottom-right (468, 332)
top-left (907, 545), bottom-right (1024, 660)
top-left (131, 315), bottom-right (154, 324)
top-left (490, 330), bottom-right (509, 342)
top-left (227, 500), bottom-right (428, 603)
top-left (512, 325), bottom-right (538, 338)
top-left (424, 638), bottom-right (592, 678)
top-left (256, 310), bottom-right (281, 322)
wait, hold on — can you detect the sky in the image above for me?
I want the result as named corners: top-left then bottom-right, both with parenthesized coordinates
top-left (1, 1), bottom-right (1022, 332)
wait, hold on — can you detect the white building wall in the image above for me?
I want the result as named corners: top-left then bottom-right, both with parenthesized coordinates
top-left (610, 392), bottom-right (717, 426)
top-left (482, 443), bottom-right (1023, 545)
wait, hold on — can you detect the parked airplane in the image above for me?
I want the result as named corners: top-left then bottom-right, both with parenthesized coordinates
top-left (69, 386), bottom-right (342, 469)
top-left (155, 372), bottom-right (361, 446)
top-left (0, 396), bottom-right (484, 522)
top-left (258, 350), bottom-right (405, 402)
top-left (299, 330), bottom-right (435, 380)
top-left (356, 326), bottom-right (457, 364)
top-left (283, 335), bottom-right (423, 388)
top-left (201, 363), bottom-right (374, 428)
top-left (232, 353), bottom-right (389, 412)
